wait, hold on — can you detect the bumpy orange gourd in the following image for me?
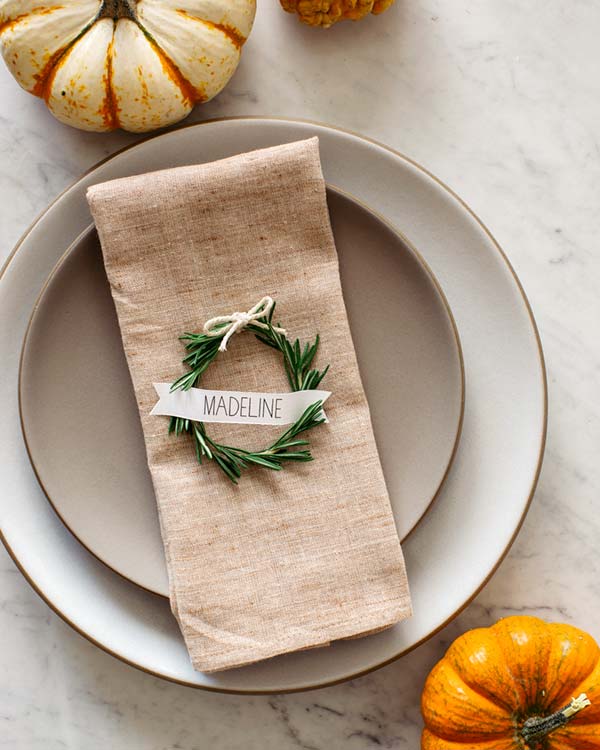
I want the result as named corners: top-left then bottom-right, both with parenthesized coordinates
top-left (422, 616), bottom-right (600, 749)
top-left (280, 0), bottom-right (395, 28)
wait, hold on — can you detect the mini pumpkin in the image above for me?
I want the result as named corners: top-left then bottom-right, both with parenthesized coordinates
top-left (422, 616), bottom-right (600, 749)
top-left (0, 0), bottom-right (255, 132)
top-left (280, 0), bottom-right (395, 28)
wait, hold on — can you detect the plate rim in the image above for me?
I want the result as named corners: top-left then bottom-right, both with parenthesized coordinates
top-left (17, 182), bottom-right (465, 598)
top-left (0, 116), bottom-right (547, 694)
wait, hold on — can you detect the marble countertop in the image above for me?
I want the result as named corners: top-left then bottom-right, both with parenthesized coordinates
top-left (1, 1), bottom-right (598, 747)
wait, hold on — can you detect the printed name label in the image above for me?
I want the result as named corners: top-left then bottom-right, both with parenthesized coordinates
top-left (150, 384), bottom-right (331, 426)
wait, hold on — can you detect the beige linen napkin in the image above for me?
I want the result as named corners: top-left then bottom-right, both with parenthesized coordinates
top-left (87, 137), bottom-right (411, 673)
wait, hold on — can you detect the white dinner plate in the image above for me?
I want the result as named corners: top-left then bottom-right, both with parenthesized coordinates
top-left (0, 118), bottom-right (546, 693)
top-left (19, 187), bottom-right (464, 597)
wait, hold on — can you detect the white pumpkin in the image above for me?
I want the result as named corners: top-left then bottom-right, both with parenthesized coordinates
top-left (0, 0), bottom-right (255, 132)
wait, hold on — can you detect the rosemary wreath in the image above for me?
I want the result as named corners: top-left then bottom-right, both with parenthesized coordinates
top-left (167, 299), bottom-right (329, 484)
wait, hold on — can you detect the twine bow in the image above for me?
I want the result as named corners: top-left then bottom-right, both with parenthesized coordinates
top-left (203, 296), bottom-right (286, 352)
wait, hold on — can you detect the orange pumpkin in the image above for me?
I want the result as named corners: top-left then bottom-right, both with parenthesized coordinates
top-left (422, 616), bottom-right (600, 749)
top-left (279, 0), bottom-right (396, 28)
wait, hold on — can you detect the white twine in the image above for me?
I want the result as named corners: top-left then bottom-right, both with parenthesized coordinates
top-left (203, 296), bottom-right (286, 352)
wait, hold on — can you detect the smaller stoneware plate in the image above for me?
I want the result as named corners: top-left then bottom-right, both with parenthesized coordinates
top-left (19, 187), bottom-right (464, 597)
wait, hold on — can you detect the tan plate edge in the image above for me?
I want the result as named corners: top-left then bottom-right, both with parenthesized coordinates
top-left (1, 116), bottom-right (547, 695)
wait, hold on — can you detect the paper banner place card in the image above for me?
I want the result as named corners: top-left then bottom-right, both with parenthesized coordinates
top-left (151, 384), bottom-right (331, 426)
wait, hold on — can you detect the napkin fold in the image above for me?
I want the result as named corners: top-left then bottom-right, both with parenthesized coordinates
top-left (87, 137), bottom-right (411, 673)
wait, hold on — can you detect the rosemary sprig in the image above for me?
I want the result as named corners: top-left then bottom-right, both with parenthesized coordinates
top-left (168, 302), bottom-right (329, 483)
top-left (189, 400), bottom-right (326, 483)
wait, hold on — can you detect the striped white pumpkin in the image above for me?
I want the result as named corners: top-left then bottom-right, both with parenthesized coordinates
top-left (0, 0), bottom-right (255, 132)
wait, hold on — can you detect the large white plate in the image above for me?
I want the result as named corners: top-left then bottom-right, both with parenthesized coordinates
top-left (0, 118), bottom-right (547, 693)
top-left (19, 188), bottom-right (464, 597)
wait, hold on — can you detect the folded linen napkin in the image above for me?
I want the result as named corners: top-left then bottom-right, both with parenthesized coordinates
top-left (87, 137), bottom-right (411, 673)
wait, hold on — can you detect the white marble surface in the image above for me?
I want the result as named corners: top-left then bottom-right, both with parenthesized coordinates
top-left (1, 1), bottom-right (599, 747)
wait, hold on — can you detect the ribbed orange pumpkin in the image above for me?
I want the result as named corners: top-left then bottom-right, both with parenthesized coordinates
top-left (422, 616), bottom-right (600, 749)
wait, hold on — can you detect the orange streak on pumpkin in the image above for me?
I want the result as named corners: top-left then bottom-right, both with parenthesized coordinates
top-left (175, 9), bottom-right (247, 49)
top-left (9, 5), bottom-right (82, 100)
top-left (31, 44), bottom-right (70, 99)
top-left (0, 5), bottom-right (64, 35)
top-left (98, 35), bottom-right (120, 130)
top-left (146, 36), bottom-right (206, 105)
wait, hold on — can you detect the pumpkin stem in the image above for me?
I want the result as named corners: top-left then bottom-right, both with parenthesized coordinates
top-left (521, 693), bottom-right (591, 746)
top-left (99, 0), bottom-right (137, 21)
